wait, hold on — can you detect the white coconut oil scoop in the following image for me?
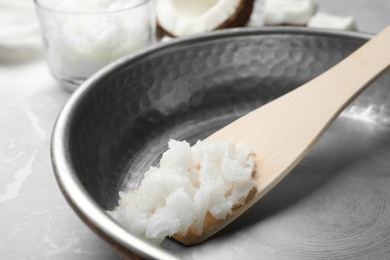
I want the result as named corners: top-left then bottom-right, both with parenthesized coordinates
top-left (175, 25), bottom-right (390, 245)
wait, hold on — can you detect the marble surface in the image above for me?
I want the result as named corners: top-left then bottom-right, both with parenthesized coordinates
top-left (1, 1), bottom-right (389, 259)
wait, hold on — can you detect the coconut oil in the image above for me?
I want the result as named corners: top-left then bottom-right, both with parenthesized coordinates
top-left (35, 0), bottom-right (156, 91)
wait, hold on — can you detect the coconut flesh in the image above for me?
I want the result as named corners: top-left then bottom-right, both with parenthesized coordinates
top-left (156, 0), bottom-right (254, 37)
top-left (108, 139), bottom-right (256, 244)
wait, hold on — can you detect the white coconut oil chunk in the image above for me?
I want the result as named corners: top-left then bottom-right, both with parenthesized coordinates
top-left (308, 12), bottom-right (357, 31)
top-left (108, 139), bottom-right (256, 244)
top-left (264, 0), bottom-right (316, 25)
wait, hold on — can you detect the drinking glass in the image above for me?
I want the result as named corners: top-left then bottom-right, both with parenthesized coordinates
top-left (34, 0), bottom-right (156, 91)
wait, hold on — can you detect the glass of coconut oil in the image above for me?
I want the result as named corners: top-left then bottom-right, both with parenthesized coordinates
top-left (34, 0), bottom-right (155, 92)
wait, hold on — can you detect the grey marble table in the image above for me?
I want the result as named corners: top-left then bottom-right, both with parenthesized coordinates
top-left (1, 1), bottom-right (389, 259)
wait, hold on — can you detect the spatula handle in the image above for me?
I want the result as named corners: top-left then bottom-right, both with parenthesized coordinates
top-left (177, 26), bottom-right (390, 246)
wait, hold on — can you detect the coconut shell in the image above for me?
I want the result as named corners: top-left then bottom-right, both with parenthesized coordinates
top-left (215, 0), bottom-right (255, 31)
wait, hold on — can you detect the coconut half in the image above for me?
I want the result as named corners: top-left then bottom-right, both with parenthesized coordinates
top-left (156, 0), bottom-right (254, 38)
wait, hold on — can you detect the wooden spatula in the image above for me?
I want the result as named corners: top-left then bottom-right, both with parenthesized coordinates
top-left (174, 26), bottom-right (390, 245)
